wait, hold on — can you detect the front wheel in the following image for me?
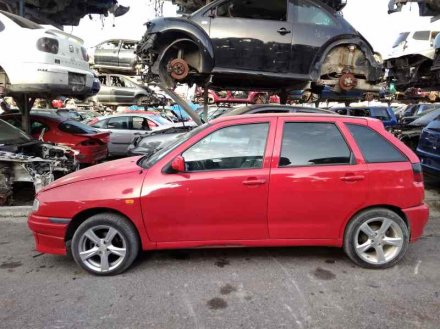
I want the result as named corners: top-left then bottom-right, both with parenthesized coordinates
top-left (71, 213), bottom-right (139, 275)
top-left (343, 208), bottom-right (409, 269)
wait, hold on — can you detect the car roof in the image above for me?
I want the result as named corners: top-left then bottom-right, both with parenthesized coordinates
top-left (224, 104), bottom-right (334, 116)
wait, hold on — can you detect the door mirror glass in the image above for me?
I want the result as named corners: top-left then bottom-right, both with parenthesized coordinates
top-left (171, 156), bottom-right (185, 172)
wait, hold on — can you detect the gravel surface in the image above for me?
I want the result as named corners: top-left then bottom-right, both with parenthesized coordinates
top-left (0, 189), bottom-right (439, 329)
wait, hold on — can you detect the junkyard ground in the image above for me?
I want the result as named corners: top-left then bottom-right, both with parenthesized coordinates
top-left (0, 188), bottom-right (439, 329)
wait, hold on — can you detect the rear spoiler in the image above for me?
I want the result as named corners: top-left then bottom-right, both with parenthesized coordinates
top-left (45, 29), bottom-right (84, 45)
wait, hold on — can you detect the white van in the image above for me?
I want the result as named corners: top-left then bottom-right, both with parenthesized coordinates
top-left (388, 30), bottom-right (440, 60)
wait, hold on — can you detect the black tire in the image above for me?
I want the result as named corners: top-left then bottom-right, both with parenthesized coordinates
top-left (71, 213), bottom-right (139, 276)
top-left (343, 208), bottom-right (409, 269)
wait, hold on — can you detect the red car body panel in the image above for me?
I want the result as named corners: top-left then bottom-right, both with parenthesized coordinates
top-left (28, 114), bottom-right (429, 256)
top-left (1, 114), bottom-right (109, 164)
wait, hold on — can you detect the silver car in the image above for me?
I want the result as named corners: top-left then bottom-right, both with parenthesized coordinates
top-left (91, 39), bottom-right (138, 74)
top-left (90, 113), bottom-right (174, 156)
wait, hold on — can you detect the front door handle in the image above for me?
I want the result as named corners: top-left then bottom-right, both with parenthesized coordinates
top-left (341, 175), bottom-right (365, 182)
top-left (243, 178), bottom-right (267, 186)
top-left (277, 27), bottom-right (291, 35)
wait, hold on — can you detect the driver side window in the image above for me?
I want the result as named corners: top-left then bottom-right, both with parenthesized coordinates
top-left (217, 0), bottom-right (287, 21)
top-left (182, 123), bottom-right (269, 172)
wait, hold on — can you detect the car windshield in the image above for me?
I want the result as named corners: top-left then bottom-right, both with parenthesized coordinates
top-left (392, 32), bottom-right (410, 48)
top-left (371, 108), bottom-right (390, 121)
top-left (0, 119), bottom-right (32, 145)
top-left (410, 109), bottom-right (440, 127)
top-left (140, 123), bottom-right (209, 168)
top-left (0, 10), bottom-right (42, 29)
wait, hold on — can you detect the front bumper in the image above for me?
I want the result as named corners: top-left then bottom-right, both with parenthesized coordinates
top-left (403, 203), bottom-right (430, 242)
top-left (28, 214), bottom-right (70, 255)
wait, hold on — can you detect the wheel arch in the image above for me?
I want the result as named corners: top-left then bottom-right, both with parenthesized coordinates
top-left (341, 205), bottom-right (409, 241)
top-left (64, 207), bottom-right (149, 250)
top-left (309, 36), bottom-right (382, 82)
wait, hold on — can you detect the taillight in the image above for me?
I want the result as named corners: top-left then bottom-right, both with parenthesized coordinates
top-left (37, 38), bottom-right (59, 54)
top-left (81, 47), bottom-right (89, 62)
top-left (412, 163), bottom-right (424, 183)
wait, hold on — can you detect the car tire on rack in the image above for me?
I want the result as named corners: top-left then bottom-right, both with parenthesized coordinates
top-left (71, 213), bottom-right (139, 276)
top-left (343, 208), bottom-right (409, 269)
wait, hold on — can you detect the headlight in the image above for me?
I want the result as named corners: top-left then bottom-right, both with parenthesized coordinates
top-left (32, 199), bottom-right (40, 213)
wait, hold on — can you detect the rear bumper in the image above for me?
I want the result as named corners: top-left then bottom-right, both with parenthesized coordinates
top-left (28, 214), bottom-right (69, 255)
top-left (75, 145), bottom-right (108, 164)
top-left (403, 203), bottom-right (430, 242)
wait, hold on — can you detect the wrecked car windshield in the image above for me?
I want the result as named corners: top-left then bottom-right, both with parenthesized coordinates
top-left (140, 123), bottom-right (209, 168)
top-left (0, 119), bottom-right (32, 145)
top-left (410, 108), bottom-right (440, 126)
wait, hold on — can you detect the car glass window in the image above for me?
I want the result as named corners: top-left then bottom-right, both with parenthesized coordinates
top-left (371, 108), bottom-right (391, 121)
top-left (107, 117), bottom-right (130, 130)
top-left (59, 121), bottom-right (98, 134)
top-left (132, 117), bottom-right (151, 130)
top-left (393, 32), bottom-right (410, 48)
top-left (31, 121), bottom-right (49, 135)
top-left (293, 0), bottom-right (337, 26)
top-left (254, 109), bottom-right (289, 114)
top-left (121, 41), bottom-right (136, 50)
top-left (110, 76), bottom-right (126, 87)
top-left (347, 124), bottom-right (407, 163)
top-left (0, 10), bottom-right (42, 29)
top-left (183, 123), bottom-right (269, 171)
top-left (413, 31), bottom-right (430, 41)
top-left (217, 0), bottom-right (287, 21)
top-left (98, 76), bottom-right (107, 85)
top-left (280, 123), bottom-right (351, 167)
top-left (122, 78), bottom-right (137, 88)
top-left (351, 108), bottom-right (371, 117)
top-left (91, 119), bottom-right (107, 128)
top-left (0, 119), bottom-right (31, 144)
top-left (334, 108), bottom-right (349, 115)
top-left (147, 119), bottom-right (158, 127)
top-left (97, 40), bottom-right (119, 50)
top-left (0, 19), bottom-right (4, 31)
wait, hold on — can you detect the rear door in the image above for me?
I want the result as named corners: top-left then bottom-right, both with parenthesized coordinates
top-left (208, 0), bottom-right (293, 73)
top-left (268, 117), bottom-right (369, 240)
top-left (94, 40), bottom-right (120, 66)
top-left (118, 40), bottom-right (137, 69)
top-left (104, 116), bottom-right (134, 155)
top-left (109, 75), bottom-right (137, 104)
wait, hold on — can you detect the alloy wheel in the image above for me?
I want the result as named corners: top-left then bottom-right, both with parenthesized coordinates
top-left (354, 217), bottom-right (404, 265)
top-left (78, 225), bottom-right (127, 273)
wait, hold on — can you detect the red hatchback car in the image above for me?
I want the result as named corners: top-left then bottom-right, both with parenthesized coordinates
top-left (2, 113), bottom-right (109, 164)
top-left (28, 114), bottom-right (429, 275)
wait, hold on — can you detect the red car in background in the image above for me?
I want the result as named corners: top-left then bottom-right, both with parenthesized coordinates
top-left (28, 114), bottom-right (428, 275)
top-left (1, 113), bottom-right (109, 164)
top-left (194, 88), bottom-right (268, 105)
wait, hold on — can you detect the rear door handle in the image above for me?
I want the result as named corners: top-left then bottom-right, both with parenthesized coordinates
top-left (341, 175), bottom-right (365, 182)
top-left (277, 27), bottom-right (291, 35)
top-left (243, 178), bottom-right (267, 186)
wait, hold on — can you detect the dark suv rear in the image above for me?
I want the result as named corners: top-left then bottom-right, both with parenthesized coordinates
top-left (417, 115), bottom-right (440, 176)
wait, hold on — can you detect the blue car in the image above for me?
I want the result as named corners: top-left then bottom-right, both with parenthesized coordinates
top-left (331, 106), bottom-right (398, 127)
top-left (417, 115), bottom-right (440, 177)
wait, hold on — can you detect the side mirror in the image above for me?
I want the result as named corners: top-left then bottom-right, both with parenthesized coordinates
top-left (171, 156), bottom-right (185, 172)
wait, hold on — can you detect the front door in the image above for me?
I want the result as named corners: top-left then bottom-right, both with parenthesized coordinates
top-left (268, 118), bottom-right (369, 240)
top-left (208, 0), bottom-right (293, 73)
top-left (109, 75), bottom-right (137, 104)
top-left (140, 118), bottom-right (276, 242)
top-left (104, 116), bottom-right (134, 155)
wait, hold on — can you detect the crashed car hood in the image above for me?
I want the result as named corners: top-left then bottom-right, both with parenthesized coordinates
top-left (41, 156), bottom-right (143, 191)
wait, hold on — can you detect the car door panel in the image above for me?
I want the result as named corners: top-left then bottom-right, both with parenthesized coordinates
top-left (140, 117), bottom-right (277, 242)
top-left (268, 118), bottom-right (369, 240)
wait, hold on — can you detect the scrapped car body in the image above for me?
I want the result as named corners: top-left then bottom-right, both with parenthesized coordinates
top-left (194, 89), bottom-right (269, 105)
top-left (136, 0), bottom-right (382, 93)
top-left (0, 119), bottom-right (77, 205)
top-left (417, 115), bottom-right (440, 177)
top-left (1, 113), bottom-right (110, 164)
top-left (388, 0), bottom-right (440, 16)
top-left (0, 10), bottom-right (94, 97)
top-left (91, 113), bottom-right (174, 156)
top-left (29, 113), bottom-right (428, 275)
top-left (385, 30), bottom-right (440, 91)
top-left (88, 74), bottom-right (165, 107)
top-left (393, 108), bottom-right (440, 150)
top-left (90, 39), bottom-right (139, 74)
top-left (331, 106), bottom-right (398, 127)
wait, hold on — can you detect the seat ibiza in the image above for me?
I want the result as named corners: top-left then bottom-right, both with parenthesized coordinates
top-left (28, 114), bottom-right (429, 275)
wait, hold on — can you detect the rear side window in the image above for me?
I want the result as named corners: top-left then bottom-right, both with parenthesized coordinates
top-left (280, 123), bottom-right (351, 167)
top-left (370, 108), bottom-right (391, 121)
top-left (347, 124), bottom-right (407, 163)
top-left (107, 117), bottom-right (130, 130)
top-left (413, 31), bottom-right (430, 41)
top-left (217, 0), bottom-right (287, 21)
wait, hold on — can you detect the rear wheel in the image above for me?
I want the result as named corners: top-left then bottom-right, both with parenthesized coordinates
top-left (344, 208), bottom-right (409, 269)
top-left (71, 213), bottom-right (139, 276)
